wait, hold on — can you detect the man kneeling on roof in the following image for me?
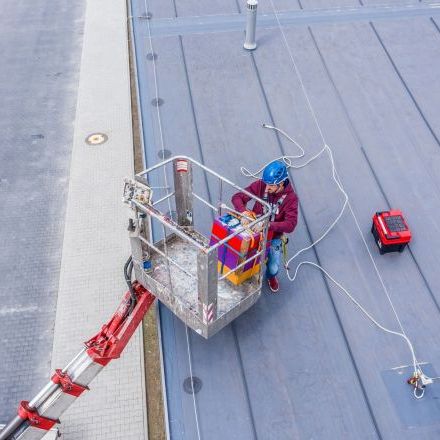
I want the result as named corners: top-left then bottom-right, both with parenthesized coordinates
top-left (232, 160), bottom-right (298, 293)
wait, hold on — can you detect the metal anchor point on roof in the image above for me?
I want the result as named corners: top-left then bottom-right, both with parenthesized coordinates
top-left (244, 0), bottom-right (258, 50)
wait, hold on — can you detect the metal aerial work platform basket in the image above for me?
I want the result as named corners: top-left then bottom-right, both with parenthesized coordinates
top-left (123, 156), bottom-right (271, 338)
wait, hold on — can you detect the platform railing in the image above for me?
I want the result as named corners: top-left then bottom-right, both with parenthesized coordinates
top-left (134, 156), bottom-right (271, 326)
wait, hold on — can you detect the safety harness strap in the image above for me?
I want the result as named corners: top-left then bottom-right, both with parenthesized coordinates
top-left (263, 190), bottom-right (287, 222)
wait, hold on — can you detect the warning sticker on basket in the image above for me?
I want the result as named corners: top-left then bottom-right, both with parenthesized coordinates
top-left (176, 159), bottom-right (188, 172)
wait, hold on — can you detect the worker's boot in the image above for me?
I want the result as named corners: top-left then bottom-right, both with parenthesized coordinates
top-left (267, 276), bottom-right (279, 293)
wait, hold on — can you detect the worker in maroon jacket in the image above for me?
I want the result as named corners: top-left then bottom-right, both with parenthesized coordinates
top-left (232, 160), bottom-right (298, 293)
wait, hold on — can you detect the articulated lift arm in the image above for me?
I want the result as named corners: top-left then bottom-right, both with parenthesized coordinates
top-left (0, 282), bottom-right (155, 440)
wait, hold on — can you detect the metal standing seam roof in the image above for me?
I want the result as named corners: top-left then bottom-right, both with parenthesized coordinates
top-left (131, 0), bottom-right (440, 438)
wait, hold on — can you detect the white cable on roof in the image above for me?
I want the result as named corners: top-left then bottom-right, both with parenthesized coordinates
top-left (240, 0), bottom-right (434, 395)
top-left (142, 0), bottom-right (203, 431)
top-left (185, 326), bottom-right (202, 439)
top-left (243, 126), bottom-right (421, 384)
top-left (291, 261), bottom-right (419, 371)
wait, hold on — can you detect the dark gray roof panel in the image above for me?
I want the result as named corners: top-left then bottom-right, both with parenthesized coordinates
top-left (132, 2), bottom-right (440, 438)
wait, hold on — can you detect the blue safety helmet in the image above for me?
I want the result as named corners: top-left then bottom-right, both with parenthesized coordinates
top-left (262, 161), bottom-right (288, 185)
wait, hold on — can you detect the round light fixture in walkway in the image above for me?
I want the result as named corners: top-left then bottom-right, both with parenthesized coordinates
top-left (86, 133), bottom-right (108, 145)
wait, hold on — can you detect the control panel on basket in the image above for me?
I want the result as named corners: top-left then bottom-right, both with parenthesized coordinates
top-left (122, 178), bottom-right (153, 207)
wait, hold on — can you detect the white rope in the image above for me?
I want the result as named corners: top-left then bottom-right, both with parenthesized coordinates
top-left (185, 326), bottom-right (202, 439)
top-left (142, 0), bottom-right (172, 215)
top-left (243, 0), bottom-right (433, 392)
top-left (245, 126), bottom-right (421, 380)
top-left (267, 0), bottom-right (326, 145)
top-left (142, 0), bottom-right (203, 431)
top-left (291, 261), bottom-right (419, 372)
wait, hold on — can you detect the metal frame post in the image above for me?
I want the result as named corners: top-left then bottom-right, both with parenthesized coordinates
top-left (197, 249), bottom-right (218, 325)
top-left (129, 213), bottom-right (143, 266)
top-left (173, 158), bottom-right (193, 227)
top-left (139, 212), bottom-right (153, 271)
top-left (244, 0), bottom-right (258, 50)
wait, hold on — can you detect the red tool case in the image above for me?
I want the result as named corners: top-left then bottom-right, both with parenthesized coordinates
top-left (371, 210), bottom-right (411, 254)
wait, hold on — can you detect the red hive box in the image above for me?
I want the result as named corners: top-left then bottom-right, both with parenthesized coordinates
top-left (371, 210), bottom-right (411, 254)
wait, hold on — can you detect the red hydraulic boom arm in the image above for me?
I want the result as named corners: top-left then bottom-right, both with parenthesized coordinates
top-left (0, 282), bottom-right (155, 440)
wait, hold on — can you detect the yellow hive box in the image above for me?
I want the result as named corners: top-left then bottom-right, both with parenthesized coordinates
top-left (218, 261), bottom-right (261, 285)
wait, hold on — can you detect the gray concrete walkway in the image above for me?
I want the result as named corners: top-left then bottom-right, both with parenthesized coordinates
top-left (1, 0), bottom-right (148, 438)
top-left (49, 0), bottom-right (148, 438)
